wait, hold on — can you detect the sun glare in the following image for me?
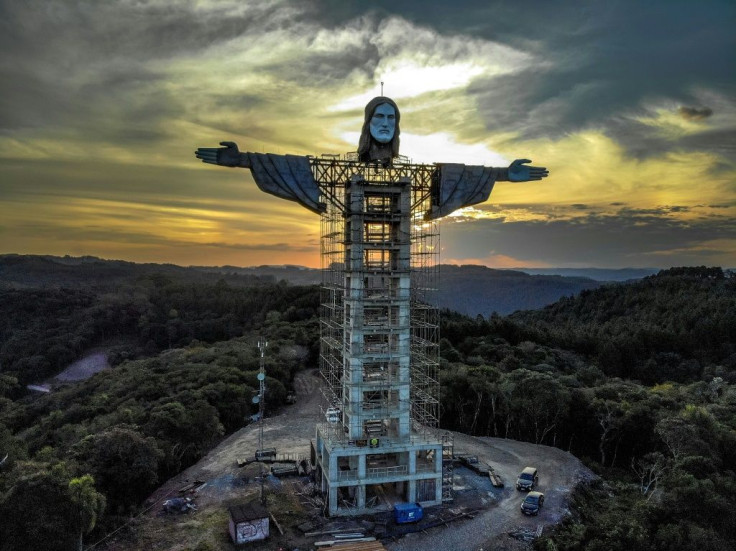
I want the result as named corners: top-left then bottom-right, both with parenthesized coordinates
top-left (331, 61), bottom-right (485, 112)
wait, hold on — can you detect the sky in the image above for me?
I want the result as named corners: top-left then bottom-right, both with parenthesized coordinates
top-left (1, 0), bottom-right (734, 269)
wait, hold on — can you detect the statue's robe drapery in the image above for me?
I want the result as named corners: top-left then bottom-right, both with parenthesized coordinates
top-left (244, 153), bottom-right (501, 219)
top-left (428, 163), bottom-right (500, 220)
top-left (245, 153), bottom-right (324, 215)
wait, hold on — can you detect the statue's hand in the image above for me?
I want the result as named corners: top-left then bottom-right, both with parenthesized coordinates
top-left (508, 159), bottom-right (549, 182)
top-left (195, 141), bottom-right (243, 167)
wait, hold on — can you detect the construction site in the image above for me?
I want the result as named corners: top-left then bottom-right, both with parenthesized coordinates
top-left (133, 366), bottom-right (593, 551)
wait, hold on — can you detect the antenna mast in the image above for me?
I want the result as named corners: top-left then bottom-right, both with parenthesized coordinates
top-left (257, 337), bottom-right (268, 505)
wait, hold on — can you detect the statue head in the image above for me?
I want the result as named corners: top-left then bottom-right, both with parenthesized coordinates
top-left (370, 103), bottom-right (396, 144)
top-left (358, 96), bottom-right (401, 163)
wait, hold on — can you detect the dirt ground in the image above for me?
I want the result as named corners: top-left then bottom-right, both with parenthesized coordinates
top-left (108, 369), bottom-right (594, 551)
top-left (55, 351), bottom-right (111, 382)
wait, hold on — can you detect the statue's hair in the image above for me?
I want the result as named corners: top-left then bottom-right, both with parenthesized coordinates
top-left (358, 96), bottom-right (400, 161)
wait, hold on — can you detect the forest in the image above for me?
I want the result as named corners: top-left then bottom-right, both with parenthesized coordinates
top-left (0, 258), bottom-right (734, 550)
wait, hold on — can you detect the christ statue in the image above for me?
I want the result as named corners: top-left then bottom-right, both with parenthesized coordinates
top-left (195, 96), bottom-right (548, 219)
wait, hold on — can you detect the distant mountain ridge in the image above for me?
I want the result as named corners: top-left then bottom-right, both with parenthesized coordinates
top-left (516, 267), bottom-right (659, 281)
top-left (1, 255), bottom-right (618, 316)
top-left (437, 264), bottom-right (601, 316)
top-left (0, 254), bottom-right (274, 290)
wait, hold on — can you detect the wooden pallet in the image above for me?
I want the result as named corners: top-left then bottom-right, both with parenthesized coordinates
top-left (487, 463), bottom-right (504, 487)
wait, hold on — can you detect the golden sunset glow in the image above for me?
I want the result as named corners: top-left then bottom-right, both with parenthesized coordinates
top-left (1, 1), bottom-right (734, 269)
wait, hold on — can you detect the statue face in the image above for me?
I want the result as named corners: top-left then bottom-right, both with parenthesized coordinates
top-left (369, 103), bottom-right (396, 144)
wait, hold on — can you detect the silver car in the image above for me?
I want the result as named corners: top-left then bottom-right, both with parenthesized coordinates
top-left (516, 466), bottom-right (538, 491)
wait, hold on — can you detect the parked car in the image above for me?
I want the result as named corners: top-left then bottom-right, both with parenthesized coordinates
top-left (516, 466), bottom-right (538, 491)
top-left (520, 491), bottom-right (545, 515)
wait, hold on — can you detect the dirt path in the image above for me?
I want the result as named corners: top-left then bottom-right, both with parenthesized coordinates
top-left (137, 370), bottom-right (594, 550)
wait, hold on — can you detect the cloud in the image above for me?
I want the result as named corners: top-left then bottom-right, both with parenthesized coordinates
top-left (441, 205), bottom-right (736, 268)
top-left (679, 106), bottom-right (714, 121)
top-left (1, 0), bottom-right (734, 269)
top-left (417, 1), bottom-right (736, 153)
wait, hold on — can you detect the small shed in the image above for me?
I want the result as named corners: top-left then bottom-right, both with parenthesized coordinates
top-left (228, 502), bottom-right (269, 544)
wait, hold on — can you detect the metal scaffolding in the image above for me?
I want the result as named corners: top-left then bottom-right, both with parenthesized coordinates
top-left (312, 154), bottom-right (445, 515)
top-left (316, 155), bottom-right (440, 440)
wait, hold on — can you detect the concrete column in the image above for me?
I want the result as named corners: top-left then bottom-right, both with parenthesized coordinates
top-left (357, 456), bottom-right (367, 509)
top-left (435, 445), bottom-right (444, 503)
top-left (329, 485), bottom-right (339, 516)
top-left (320, 448), bottom-right (329, 493)
top-left (329, 438), bottom-right (340, 515)
top-left (407, 451), bottom-right (417, 501)
top-left (328, 451), bottom-right (337, 481)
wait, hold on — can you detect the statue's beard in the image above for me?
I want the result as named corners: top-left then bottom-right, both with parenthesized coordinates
top-left (368, 141), bottom-right (393, 165)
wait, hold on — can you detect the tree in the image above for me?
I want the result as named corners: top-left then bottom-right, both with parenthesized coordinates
top-left (655, 416), bottom-right (700, 463)
top-left (73, 426), bottom-right (163, 513)
top-left (504, 369), bottom-right (571, 444)
top-left (630, 452), bottom-right (667, 499)
top-left (0, 464), bottom-right (77, 551)
top-left (68, 475), bottom-right (106, 551)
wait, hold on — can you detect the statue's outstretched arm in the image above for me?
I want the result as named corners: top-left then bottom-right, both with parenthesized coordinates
top-left (428, 158), bottom-right (549, 219)
top-left (194, 140), bottom-right (324, 214)
top-left (506, 159), bottom-right (548, 182)
top-left (195, 141), bottom-right (251, 168)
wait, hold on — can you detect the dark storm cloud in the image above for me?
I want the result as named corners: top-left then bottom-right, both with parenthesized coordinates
top-left (346, 0), bottom-right (736, 156)
top-left (264, 45), bottom-right (380, 87)
top-left (0, 0), bottom-right (297, 136)
top-left (604, 114), bottom-right (736, 160)
top-left (679, 107), bottom-right (714, 121)
top-left (442, 207), bottom-right (736, 267)
top-left (0, 1), bottom-right (284, 62)
top-left (617, 206), bottom-right (691, 216)
top-left (8, 216), bottom-right (314, 253)
top-left (0, 159), bottom-right (265, 211)
top-left (201, 241), bottom-right (316, 252)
